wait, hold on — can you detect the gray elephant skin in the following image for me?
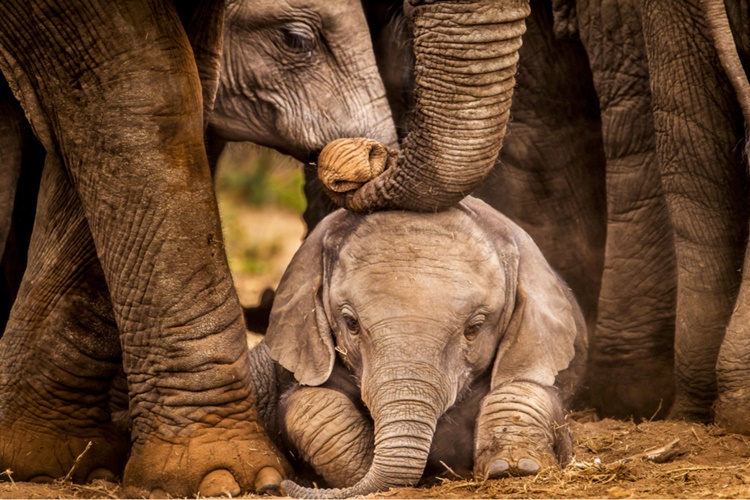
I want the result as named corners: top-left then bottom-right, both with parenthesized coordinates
top-left (0, 0), bottom-right (530, 496)
top-left (0, 0), bottom-right (398, 497)
top-left (247, 196), bottom-right (587, 499)
top-left (477, 0), bottom-right (750, 431)
top-left (335, 0), bottom-right (750, 432)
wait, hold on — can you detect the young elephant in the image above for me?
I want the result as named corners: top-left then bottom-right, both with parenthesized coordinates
top-left (248, 196), bottom-right (587, 498)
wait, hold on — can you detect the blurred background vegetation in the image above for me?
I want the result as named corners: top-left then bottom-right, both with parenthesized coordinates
top-left (215, 143), bottom-right (306, 308)
top-left (216, 143), bottom-right (306, 213)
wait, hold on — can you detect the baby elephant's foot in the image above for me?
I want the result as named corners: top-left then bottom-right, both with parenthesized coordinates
top-left (474, 382), bottom-right (570, 480)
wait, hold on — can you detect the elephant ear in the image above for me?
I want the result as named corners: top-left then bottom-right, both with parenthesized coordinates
top-left (462, 197), bottom-right (585, 389)
top-left (265, 209), bottom-right (352, 386)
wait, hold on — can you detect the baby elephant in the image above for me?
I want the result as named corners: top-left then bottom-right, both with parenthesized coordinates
top-left (247, 196), bottom-right (587, 499)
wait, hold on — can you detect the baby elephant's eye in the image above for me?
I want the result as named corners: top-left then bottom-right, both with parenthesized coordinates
top-left (464, 319), bottom-right (485, 341)
top-left (342, 313), bottom-right (361, 335)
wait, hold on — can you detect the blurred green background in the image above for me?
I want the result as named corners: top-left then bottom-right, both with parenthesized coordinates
top-left (215, 143), bottom-right (307, 308)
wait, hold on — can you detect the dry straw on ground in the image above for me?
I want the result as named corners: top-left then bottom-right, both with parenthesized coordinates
top-left (2, 415), bottom-right (750, 498)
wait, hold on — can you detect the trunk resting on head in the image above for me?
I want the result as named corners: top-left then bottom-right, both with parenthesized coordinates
top-left (318, 0), bottom-right (531, 213)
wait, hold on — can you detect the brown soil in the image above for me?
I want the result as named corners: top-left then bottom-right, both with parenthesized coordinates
top-left (2, 416), bottom-right (749, 498)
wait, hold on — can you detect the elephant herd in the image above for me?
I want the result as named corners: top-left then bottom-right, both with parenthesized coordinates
top-left (0, 0), bottom-right (749, 498)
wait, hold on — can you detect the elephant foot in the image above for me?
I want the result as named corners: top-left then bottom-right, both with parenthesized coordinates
top-left (122, 421), bottom-right (291, 498)
top-left (0, 418), bottom-right (128, 484)
top-left (473, 382), bottom-right (566, 480)
top-left (714, 391), bottom-right (750, 434)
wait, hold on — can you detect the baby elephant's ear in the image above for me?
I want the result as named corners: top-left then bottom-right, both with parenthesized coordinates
top-left (265, 210), bottom-right (350, 386)
top-left (462, 197), bottom-right (586, 389)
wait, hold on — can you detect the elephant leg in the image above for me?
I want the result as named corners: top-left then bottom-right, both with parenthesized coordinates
top-left (281, 387), bottom-right (374, 488)
top-left (473, 0), bottom-right (607, 338)
top-left (0, 1), bottom-right (289, 496)
top-left (643, 0), bottom-right (747, 421)
top-left (0, 153), bottom-right (128, 483)
top-left (0, 73), bottom-right (23, 258)
top-left (576, 0), bottom-right (677, 420)
top-left (715, 246), bottom-right (750, 433)
top-left (473, 381), bottom-right (569, 479)
top-left (246, 341), bottom-right (284, 439)
top-left (0, 91), bottom-right (45, 334)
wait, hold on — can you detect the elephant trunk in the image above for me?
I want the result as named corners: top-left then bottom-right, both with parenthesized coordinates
top-left (283, 363), bottom-right (452, 498)
top-left (327, 0), bottom-right (530, 213)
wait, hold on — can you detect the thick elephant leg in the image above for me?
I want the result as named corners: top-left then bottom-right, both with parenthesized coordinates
top-left (643, 0), bottom-right (747, 421)
top-left (0, 73), bottom-right (23, 257)
top-left (0, 154), bottom-right (128, 483)
top-left (0, 0), bottom-right (289, 496)
top-left (577, 0), bottom-right (676, 420)
top-left (281, 387), bottom-right (374, 488)
top-left (700, 1), bottom-right (750, 435)
top-left (715, 249), bottom-right (750, 434)
top-left (473, 382), bottom-right (569, 479)
top-left (473, 0), bottom-right (607, 338)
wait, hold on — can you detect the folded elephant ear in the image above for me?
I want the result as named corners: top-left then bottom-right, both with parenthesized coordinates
top-left (462, 197), bottom-right (586, 389)
top-left (265, 210), bottom-right (351, 386)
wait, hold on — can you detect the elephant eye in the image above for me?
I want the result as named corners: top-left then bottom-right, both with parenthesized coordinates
top-left (342, 312), bottom-right (361, 335)
top-left (281, 24), bottom-right (316, 55)
top-left (464, 317), bottom-right (485, 341)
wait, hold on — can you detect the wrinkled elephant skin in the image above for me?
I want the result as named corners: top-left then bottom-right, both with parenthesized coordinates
top-left (0, 0), bottom-right (395, 496)
top-left (247, 197), bottom-right (587, 498)
top-left (362, 0), bottom-right (750, 428)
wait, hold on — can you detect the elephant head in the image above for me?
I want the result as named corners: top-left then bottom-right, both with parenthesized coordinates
top-left (316, 0), bottom-right (531, 212)
top-left (265, 197), bottom-right (585, 498)
top-left (209, 0), bottom-right (397, 162)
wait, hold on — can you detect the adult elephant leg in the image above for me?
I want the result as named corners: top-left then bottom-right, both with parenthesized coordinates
top-left (0, 74), bottom-right (25, 333)
top-left (0, 0), bottom-right (289, 496)
top-left (709, 0), bottom-right (750, 435)
top-left (0, 74), bottom-right (23, 257)
top-left (0, 73), bottom-right (45, 333)
top-left (644, 0), bottom-right (747, 421)
top-left (0, 153), bottom-right (128, 483)
top-left (473, 0), bottom-right (607, 337)
top-left (577, 0), bottom-right (677, 419)
top-left (716, 244), bottom-right (750, 433)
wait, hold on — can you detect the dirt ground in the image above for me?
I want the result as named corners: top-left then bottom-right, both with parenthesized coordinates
top-left (2, 415), bottom-right (749, 498)
top-left (2, 171), bottom-right (749, 499)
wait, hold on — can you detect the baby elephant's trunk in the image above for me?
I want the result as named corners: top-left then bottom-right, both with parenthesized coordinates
top-left (283, 364), bottom-right (452, 498)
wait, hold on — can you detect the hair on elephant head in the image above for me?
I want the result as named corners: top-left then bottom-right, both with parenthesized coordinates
top-left (253, 196), bottom-right (587, 498)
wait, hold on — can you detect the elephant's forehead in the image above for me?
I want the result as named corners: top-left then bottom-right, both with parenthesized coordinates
top-left (333, 212), bottom-right (503, 306)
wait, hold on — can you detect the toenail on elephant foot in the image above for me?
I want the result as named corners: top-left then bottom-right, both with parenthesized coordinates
top-left (486, 459), bottom-right (510, 479)
top-left (483, 457), bottom-right (542, 479)
top-left (517, 458), bottom-right (540, 475)
top-left (255, 467), bottom-right (283, 495)
top-left (198, 470), bottom-right (241, 498)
